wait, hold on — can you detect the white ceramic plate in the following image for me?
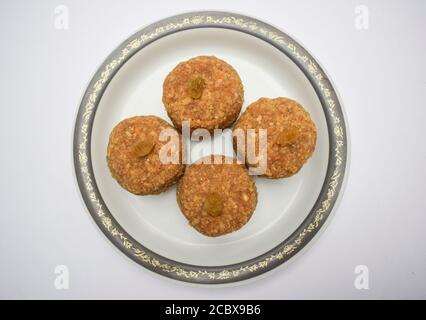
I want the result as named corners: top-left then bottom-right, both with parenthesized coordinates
top-left (74, 12), bottom-right (348, 284)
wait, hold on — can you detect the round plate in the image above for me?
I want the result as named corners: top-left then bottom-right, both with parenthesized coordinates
top-left (74, 11), bottom-right (348, 284)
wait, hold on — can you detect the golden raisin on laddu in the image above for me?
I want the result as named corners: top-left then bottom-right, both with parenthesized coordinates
top-left (188, 76), bottom-right (206, 99)
top-left (203, 192), bottom-right (224, 217)
top-left (276, 126), bottom-right (300, 147)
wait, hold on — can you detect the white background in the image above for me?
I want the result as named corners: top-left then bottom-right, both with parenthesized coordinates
top-left (0, 0), bottom-right (425, 299)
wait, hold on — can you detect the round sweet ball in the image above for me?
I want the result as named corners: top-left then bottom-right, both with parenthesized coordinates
top-left (163, 56), bottom-right (244, 132)
top-left (177, 155), bottom-right (257, 237)
top-left (107, 116), bottom-right (185, 195)
top-left (233, 97), bottom-right (317, 178)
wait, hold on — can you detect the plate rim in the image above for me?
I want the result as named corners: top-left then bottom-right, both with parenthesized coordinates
top-left (73, 11), bottom-right (348, 284)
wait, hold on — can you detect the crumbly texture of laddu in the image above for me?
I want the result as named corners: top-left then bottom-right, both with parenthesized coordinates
top-left (233, 97), bottom-right (317, 178)
top-left (107, 116), bottom-right (185, 195)
top-left (163, 56), bottom-right (244, 131)
top-left (176, 155), bottom-right (257, 237)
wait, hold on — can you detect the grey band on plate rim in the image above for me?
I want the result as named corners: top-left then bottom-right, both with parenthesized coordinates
top-left (73, 11), bottom-right (347, 284)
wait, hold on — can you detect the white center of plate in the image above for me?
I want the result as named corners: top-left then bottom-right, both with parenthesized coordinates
top-left (91, 28), bottom-right (329, 266)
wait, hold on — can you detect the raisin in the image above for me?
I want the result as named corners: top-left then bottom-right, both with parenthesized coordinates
top-left (188, 76), bottom-right (205, 99)
top-left (203, 192), bottom-right (224, 217)
top-left (277, 126), bottom-right (300, 146)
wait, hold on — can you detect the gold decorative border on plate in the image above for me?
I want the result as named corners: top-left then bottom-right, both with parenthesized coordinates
top-left (75, 12), bottom-right (346, 283)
